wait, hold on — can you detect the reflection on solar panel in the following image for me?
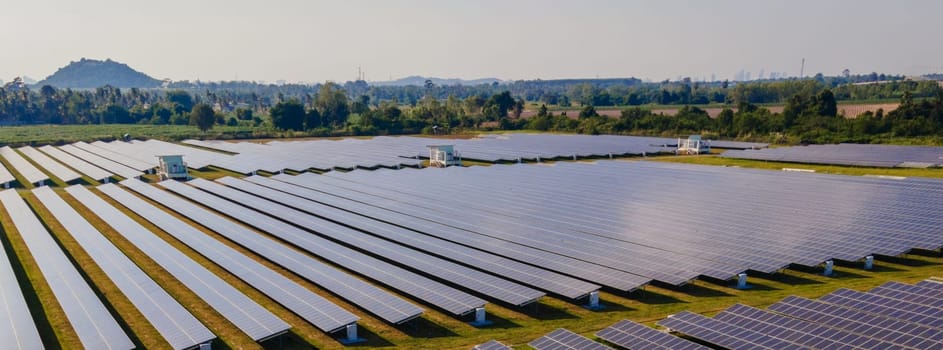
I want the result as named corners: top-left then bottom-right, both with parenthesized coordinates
top-left (528, 328), bottom-right (612, 350)
top-left (18, 146), bottom-right (82, 183)
top-left (0, 160), bottom-right (13, 187)
top-left (217, 177), bottom-right (598, 300)
top-left (723, 143), bottom-right (943, 168)
top-left (0, 204), bottom-right (44, 349)
top-left (657, 311), bottom-right (795, 350)
top-left (183, 134), bottom-right (767, 174)
top-left (596, 319), bottom-right (709, 350)
top-left (68, 182), bottom-right (290, 341)
top-left (284, 160), bottom-right (943, 284)
top-left (188, 178), bottom-right (546, 306)
top-left (712, 304), bottom-right (890, 350)
top-left (116, 179), bottom-right (422, 325)
top-left (59, 144), bottom-right (142, 180)
top-left (93, 183), bottom-right (360, 333)
top-left (472, 339), bottom-right (511, 350)
top-left (0, 189), bottom-right (134, 350)
top-left (36, 186), bottom-right (215, 350)
top-left (38, 145), bottom-right (113, 182)
top-left (0, 146), bottom-right (49, 185)
top-left (157, 179), bottom-right (487, 316)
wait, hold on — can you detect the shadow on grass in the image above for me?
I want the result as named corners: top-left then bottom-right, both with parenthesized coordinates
top-left (395, 316), bottom-right (460, 339)
top-left (346, 325), bottom-right (395, 348)
top-left (669, 282), bottom-right (735, 298)
top-left (469, 312), bottom-right (522, 331)
top-left (261, 332), bottom-right (316, 350)
top-left (877, 254), bottom-right (942, 267)
top-left (756, 270), bottom-right (825, 286)
top-left (517, 301), bottom-right (579, 321)
top-left (626, 289), bottom-right (686, 305)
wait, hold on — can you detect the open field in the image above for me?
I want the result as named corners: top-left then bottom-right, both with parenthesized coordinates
top-left (0, 124), bottom-right (274, 146)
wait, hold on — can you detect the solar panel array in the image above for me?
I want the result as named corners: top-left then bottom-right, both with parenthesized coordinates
top-left (722, 143), bottom-right (943, 168)
top-left (59, 144), bottom-right (142, 179)
top-left (216, 176), bottom-right (599, 300)
top-left (183, 134), bottom-right (767, 174)
top-left (116, 179), bottom-right (423, 325)
top-left (596, 319), bottom-right (709, 350)
top-left (68, 182), bottom-right (290, 341)
top-left (72, 141), bottom-right (154, 172)
top-left (87, 139), bottom-right (227, 170)
top-left (94, 183), bottom-right (359, 333)
top-left (529, 328), bottom-right (613, 350)
top-left (0, 158), bottom-right (13, 186)
top-left (657, 280), bottom-right (943, 350)
top-left (38, 145), bottom-right (113, 182)
top-left (156, 179), bottom-right (489, 316)
top-left (277, 160), bottom-right (943, 286)
top-left (0, 202), bottom-right (44, 349)
top-left (35, 186), bottom-right (215, 350)
top-left (0, 189), bottom-right (134, 350)
top-left (0, 146), bottom-right (49, 185)
top-left (18, 146), bottom-right (82, 183)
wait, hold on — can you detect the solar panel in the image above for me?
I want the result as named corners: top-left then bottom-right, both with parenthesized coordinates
top-left (92, 183), bottom-right (360, 333)
top-left (0, 204), bottom-right (44, 349)
top-left (249, 174), bottom-right (646, 293)
top-left (0, 146), bottom-right (49, 185)
top-left (656, 311), bottom-right (796, 350)
top-left (38, 145), bottom-right (113, 182)
top-left (35, 186), bottom-right (215, 350)
top-left (115, 179), bottom-right (423, 325)
top-left (595, 319), bottom-right (709, 350)
top-left (66, 182), bottom-right (290, 341)
top-left (189, 178), bottom-right (546, 307)
top-left (59, 144), bottom-right (142, 180)
top-left (723, 143), bottom-right (943, 168)
top-left (528, 328), bottom-right (612, 350)
top-left (157, 179), bottom-right (488, 316)
top-left (819, 288), bottom-right (943, 329)
top-left (18, 146), bottom-right (82, 183)
top-left (767, 296), bottom-right (943, 349)
top-left (713, 304), bottom-right (891, 350)
top-left (0, 189), bottom-right (134, 350)
top-left (472, 339), bottom-right (511, 350)
top-left (72, 141), bottom-right (154, 172)
top-left (217, 176), bottom-right (598, 300)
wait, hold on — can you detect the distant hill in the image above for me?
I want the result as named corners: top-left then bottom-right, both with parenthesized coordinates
top-left (370, 75), bottom-right (501, 87)
top-left (37, 58), bottom-right (161, 89)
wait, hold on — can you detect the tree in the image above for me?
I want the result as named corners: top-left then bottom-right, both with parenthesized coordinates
top-left (315, 82), bottom-right (350, 128)
top-left (190, 103), bottom-right (216, 132)
top-left (270, 99), bottom-right (306, 131)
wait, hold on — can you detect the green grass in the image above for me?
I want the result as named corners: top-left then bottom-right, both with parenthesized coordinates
top-left (0, 124), bottom-right (278, 146)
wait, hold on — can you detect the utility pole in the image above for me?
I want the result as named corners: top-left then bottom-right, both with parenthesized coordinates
top-left (799, 58), bottom-right (805, 79)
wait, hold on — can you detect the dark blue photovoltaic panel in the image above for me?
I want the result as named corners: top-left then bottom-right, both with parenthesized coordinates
top-left (820, 288), bottom-right (943, 329)
top-left (595, 319), bottom-right (709, 350)
top-left (40, 186), bottom-right (215, 350)
top-left (723, 143), bottom-right (943, 168)
top-left (656, 311), bottom-right (800, 350)
top-left (0, 189), bottom-right (134, 350)
top-left (214, 176), bottom-right (595, 300)
top-left (90, 184), bottom-right (359, 334)
top-left (158, 179), bottom-right (488, 315)
top-left (528, 328), bottom-right (612, 350)
top-left (116, 179), bottom-right (422, 325)
top-left (472, 339), bottom-right (511, 350)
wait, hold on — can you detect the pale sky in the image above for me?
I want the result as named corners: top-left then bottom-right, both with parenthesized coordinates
top-left (2, 0), bottom-right (941, 83)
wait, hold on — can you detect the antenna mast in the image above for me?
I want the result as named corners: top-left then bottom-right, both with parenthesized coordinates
top-left (799, 58), bottom-right (805, 79)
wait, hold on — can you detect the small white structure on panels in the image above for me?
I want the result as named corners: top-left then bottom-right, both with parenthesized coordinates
top-left (677, 135), bottom-right (711, 155)
top-left (427, 145), bottom-right (461, 168)
top-left (157, 155), bottom-right (189, 180)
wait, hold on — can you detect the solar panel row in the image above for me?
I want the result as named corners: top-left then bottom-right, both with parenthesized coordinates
top-left (0, 159), bottom-right (13, 187)
top-left (217, 176), bottom-right (599, 300)
top-left (156, 179), bottom-right (488, 316)
top-left (73, 141), bottom-right (154, 172)
top-left (0, 189), bottom-right (134, 350)
top-left (596, 319), bottom-right (709, 350)
top-left (59, 144), bottom-right (142, 180)
top-left (116, 179), bottom-right (423, 325)
top-left (36, 186), bottom-right (215, 350)
top-left (0, 202), bottom-right (44, 350)
top-left (722, 143), bottom-right (943, 168)
top-left (528, 328), bottom-right (613, 350)
top-left (93, 183), bottom-right (361, 334)
top-left (38, 145), bottom-right (113, 182)
top-left (18, 146), bottom-right (82, 183)
top-left (68, 182), bottom-right (290, 341)
top-left (0, 146), bottom-right (50, 185)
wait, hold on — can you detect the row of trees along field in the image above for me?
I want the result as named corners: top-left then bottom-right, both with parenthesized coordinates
top-left (0, 76), bottom-right (941, 144)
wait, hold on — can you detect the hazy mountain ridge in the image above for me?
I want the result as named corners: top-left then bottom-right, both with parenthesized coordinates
top-left (369, 75), bottom-right (502, 86)
top-left (37, 58), bottom-right (161, 89)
